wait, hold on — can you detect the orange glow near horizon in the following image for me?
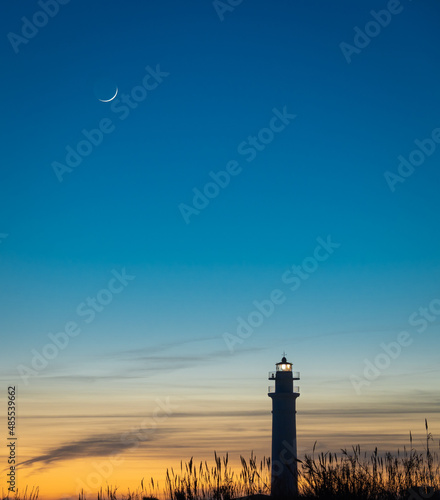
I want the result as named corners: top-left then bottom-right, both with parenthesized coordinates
top-left (2, 396), bottom-right (438, 500)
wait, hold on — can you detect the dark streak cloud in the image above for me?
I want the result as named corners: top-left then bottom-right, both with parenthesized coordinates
top-left (16, 431), bottom-right (151, 470)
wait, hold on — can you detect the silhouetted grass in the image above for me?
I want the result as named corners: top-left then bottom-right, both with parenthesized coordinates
top-left (300, 420), bottom-right (440, 500)
top-left (1, 486), bottom-right (39, 500)
top-left (164, 451), bottom-right (270, 500)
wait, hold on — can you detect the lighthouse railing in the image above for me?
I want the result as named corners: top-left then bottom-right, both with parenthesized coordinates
top-left (268, 385), bottom-right (300, 394)
top-left (268, 371), bottom-right (300, 380)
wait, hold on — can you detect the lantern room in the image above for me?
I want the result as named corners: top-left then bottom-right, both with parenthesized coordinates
top-left (276, 356), bottom-right (292, 372)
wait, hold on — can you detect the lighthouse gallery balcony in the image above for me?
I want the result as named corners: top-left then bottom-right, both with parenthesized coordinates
top-left (268, 385), bottom-right (300, 394)
top-left (268, 371), bottom-right (300, 380)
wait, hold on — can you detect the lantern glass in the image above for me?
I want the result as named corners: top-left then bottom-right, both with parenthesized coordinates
top-left (277, 363), bottom-right (292, 371)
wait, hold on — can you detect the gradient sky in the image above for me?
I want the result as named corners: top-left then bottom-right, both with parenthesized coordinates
top-left (1, 1), bottom-right (440, 498)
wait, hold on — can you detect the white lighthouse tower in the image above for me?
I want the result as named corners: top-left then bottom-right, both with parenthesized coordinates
top-left (268, 355), bottom-right (300, 498)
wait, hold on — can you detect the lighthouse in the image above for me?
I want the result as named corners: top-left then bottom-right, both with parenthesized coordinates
top-left (268, 355), bottom-right (300, 498)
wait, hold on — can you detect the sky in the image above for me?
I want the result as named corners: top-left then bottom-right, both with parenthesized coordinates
top-left (1, 0), bottom-right (440, 498)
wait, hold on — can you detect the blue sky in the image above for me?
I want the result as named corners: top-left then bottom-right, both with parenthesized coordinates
top-left (1, 0), bottom-right (440, 497)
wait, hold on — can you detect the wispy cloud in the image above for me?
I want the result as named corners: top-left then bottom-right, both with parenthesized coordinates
top-left (16, 431), bottom-right (146, 470)
top-left (2, 340), bottom-right (264, 383)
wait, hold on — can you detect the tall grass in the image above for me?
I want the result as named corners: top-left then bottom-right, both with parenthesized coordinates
top-left (1, 486), bottom-right (39, 500)
top-left (301, 420), bottom-right (440, 499)
top-left (74, 453), bottom-right (270, 500)
top-left (164, 451), bottom-right (270, 500)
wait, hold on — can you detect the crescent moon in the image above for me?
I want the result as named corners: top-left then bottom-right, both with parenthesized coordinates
top-left (99, 87), bottom-right (118, 102)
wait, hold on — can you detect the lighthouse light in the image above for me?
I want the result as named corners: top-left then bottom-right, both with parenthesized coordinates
top-left (278, 363), bottom-right (291, 371)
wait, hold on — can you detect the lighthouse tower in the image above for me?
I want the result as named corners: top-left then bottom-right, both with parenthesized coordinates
top-left (268, 355), bottom-right (300, 498)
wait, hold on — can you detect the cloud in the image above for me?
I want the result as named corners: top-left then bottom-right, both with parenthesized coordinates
top-left (109, 337), bottom-right (264, 365)
top-left (11, 340), bottom-right (264, 383)
top-left (16, 408), bottom-right (270, 422)
top-left (12, 407), bottom-right (269, 472)
top-left (16, 431), bottom-right (148, 470)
